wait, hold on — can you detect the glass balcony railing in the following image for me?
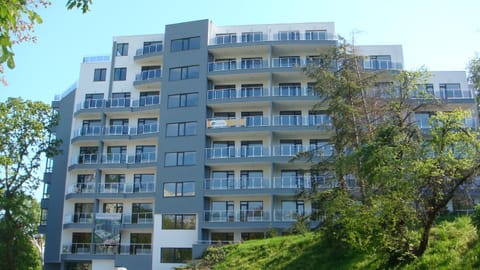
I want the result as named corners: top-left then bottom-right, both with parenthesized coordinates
top-left (205, 146), bottom-right (269, 159)
top-left (76, 96), bottom-right (160, 111)
top-left (119, 244), bottom-right (152, 255)
top-left (363, 60), bottom-right (403, 70)
top-left (67, 183), bottom-right (96, 194)
top-left (64, 213), bottom-right (94, 224)
top-left (136, 44), bottom-right (163, 56)
top-left (206, 116), bottom-right (332, 129)
top-left (73, 124), bottom-right (159, 138)
top-left (204, 176), bottom-right (316, 190)
top-left (209, 31), bottom-right (335, 45)
top-left (206, 87), bottom-right (318, 100)
top-left (72, 153), bottom-right (157, 166)
top-left (208, 59), bottom-right (269, 72)
top-left (204, 210), bottom-right (270, 222)
top-left (122, 212), bottom-right (153, 224)
top-left (135, 69), bottom-right (162, 81)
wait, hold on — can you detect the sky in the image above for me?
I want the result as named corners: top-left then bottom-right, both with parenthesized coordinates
top-left (1, 0), bottom-right (479, 200)
top-left (1, 0), bottom-right (479, 103)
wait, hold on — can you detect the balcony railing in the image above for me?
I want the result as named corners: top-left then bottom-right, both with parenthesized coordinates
top-left (122, 212), bottom-right (153, 224)
top-left (72, 153), bottom-right (157, 166)
top-left (119, 244), bottom-right (152, 255)
top-left (136, 43), bottom-right (163, 56)
top-left (209, 32), bottom-right (335, 45)
top-left (208, 59), bottom-right (269, 72)
top-left (64, 213), bottom-right (94, 224)
top-left (206, 116), bottom-right (332, 129)
top-left (363, 60), bottom-right (403, 70)
top-left (204, 176), bottom-right (315, 190)
top-left (62, 243), bottom-right (93, 254)
top-left (410, 89), bottom-right (474, 100)
top-left (67, 182), bottom-right (155, 195)
top-left (135, 69), bottom-right (162, 81)
top-left (76, 95), bottom-right (160, 111)
top-left (207, 87), bottom-right (270, 99)
top-left (73, 123), bottom-right (159, 138)
top-left (67, 183), bottom-right (96, 194)
top-left (205, 146), bottom-right (269, 159)
top-left (204, 210), bottom-right (270, 222)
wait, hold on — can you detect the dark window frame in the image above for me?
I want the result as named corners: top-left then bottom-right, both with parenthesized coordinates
top-left (93, 68), bottom-right (107, 81)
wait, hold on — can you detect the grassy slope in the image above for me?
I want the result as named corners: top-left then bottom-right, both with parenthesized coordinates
top-left (209, 216), bottom-right (479, 270)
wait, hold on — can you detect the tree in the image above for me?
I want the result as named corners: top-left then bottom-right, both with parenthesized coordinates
top-left (0, 97), bottom-right (59, 270)
top-left (0, 0), bottom-right (91, 84)
top-left (468, 56), bottom-right (480, 105)
top-left (0, 194), bottom-right (42, 270)
top-left (303, 41), bottom-right (480, 266)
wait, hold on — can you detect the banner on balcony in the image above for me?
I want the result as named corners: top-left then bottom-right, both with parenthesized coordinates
top-left (207, 118), bottom-right (246, 128)
top-left (94, 213), bottom-right (121, 246)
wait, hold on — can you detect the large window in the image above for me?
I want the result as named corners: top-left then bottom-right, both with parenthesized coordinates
top-left (114, 67), bottom-right (127, 81)
top-left (440, 83), bottom-right (462, 98)
top-left (164, 151), bottom-right (196, 167)
top-left (78, 146), bottom-right (98, 164)
top-left (171, 36), bottom-right (200, 52)
top-left (169, 65), bottom-right (199, 80)
top-left (110, 92), bottom-right (130, 108)
top-left (161, 248), bottom-right (192, 263)
top-left (132, 203), bottom-right (153, 224)
top-left (93, 68), bottom-right (106, 81)
top-left (139, 91), bottom-right (160, 106)
top-left (305, 30), bottom-right (327, 40)
top-left (133, 174), bottom-right (155, 192)
top-left (216, 33), bottom-right (237, 44)
top-left (84, 93), bottom-right (104, 108)
top-left (278, 31), bottom-right (300, 40)
top-left (163, 182), bottom-right (195, 197)
top-left (162, 214), bottom-right (196, 229)
top-left (241, 32), bottom-right (262, 43)
top-left (167, 93), bottom-right (198, 108)
top-left (137, 118), bottom-right (158, 134)
top-left (116, 43), bottom-right (128, 56)
top-left (135, 145), bottom-right (156, 163)
top-left (166, 121), bottom-right (197, 137)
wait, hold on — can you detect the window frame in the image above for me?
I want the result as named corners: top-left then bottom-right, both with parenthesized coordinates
top-left (168, 65), bottom-right (200, 81)
top-left (93, 68), bottom-right (107, 81)
top-left (113, 67), bottom-right (127, 81)
top-left (167, 93), bottom-right (199, 108)
top-left (116, 43), bottom-right (129, 56)
top-left (166, 121), bottom-right (197, 137)
top-left (171, 36), bottom-right (200, 52)
top-left (164, 151), bottom-right (196, 167)
top-left (163, 182), bottom-right (195, 197)
top-left (162, 214), bottom-right (196, 229)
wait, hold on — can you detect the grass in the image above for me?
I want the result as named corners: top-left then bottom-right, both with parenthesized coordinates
top-left (198, 215), bottom-right (479, 270)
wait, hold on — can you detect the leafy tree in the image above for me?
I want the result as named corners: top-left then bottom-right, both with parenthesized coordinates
top-left (0, 0), bottom-right (91, 84)
top-left (468, 56), bottom-right (480, 105)
top-left (0, 97), bottom-right (59, 270)
top-left (304, 41), bottom-right (480, 266)
top-left (0, 194), bottom-right (42, 270)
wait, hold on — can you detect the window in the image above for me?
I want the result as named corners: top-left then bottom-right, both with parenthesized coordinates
top-left (306, 55), bottom-right (323, 66)
top-left (93, 68), bottom-right (106, 81)
top-left (114, 67), bottom-right (127, 81)
top-left (240, 201), bottom-right (264, 222)
top-left (142, 41), bottom-right (163, 55)
top-left (103, 174), bottom-right (125, 193)
top-left (161, 248), bottom-right (192, 263)
top-left (133, 174), bottom-right (155, 193)
top-left (171, 36), bottom-right (200, 52)
top-left (241, 32), bottom-right (262, 43)
top-left (240, 141), bottom-right (263, 157)
top-left (310, 139), bottom-right (333, 157)
top-left (40, 209), bottom-right (48, 225)
top-left (139, 91), bottom-right (160, 106)
top-left (167, 93), bottom-right (198, 108)
top-left (116, 43), bottom-right (128, 56)
top-left (110, 92), bottom-right (130, 107)
top-left (240, 170), bottom-right (263, 189)
top-left (210, 171), bottom-right (235, 190)
top-left (209, 201), bottom-right (234, 222)
top-left (81, 119), bottom-right (101, 136)
top-left (165, 151), bottom-right (196, 167)
top-left (108, 119), bottom-right (129, 135)
top-left (130, 233), bottom-right (152, 255)
top-left (212, 141), bottom-right (235, 158)
top-left (163, 182), bottom-right (195, 197)
top-left (305, 30), bottom-right (327, 40)
top-left (241, 84), bottom-right (263, 97)
top-left (73, 203), bottom-right (94, 223)
top-left (364, 55), bottom-right (392, 70)
top-left (166, 121), bottom-right (197, 136)
top-left (103, 203), bottom-right (123, 213)
top-left (241, 111), bottom-right (264, 127)
top-left (132, 203), bottom-right (153, 224)
top-left (278, 31), bottom-right (300, 40)
top-left (440, 83), bottom-right (462, 98)
top-left (135, 145), bottom-right (156, 163)
top-left (278, 56), bottom-right (300, 67)
top-left (106, 145), bottom-right (127, 163)
top-left (84, 93), bottom-right (104, 108)
top-left (162, 214), bottom-right (196, 229)
top-left (137, 118), bottom-right (158, 134)
top-left (216, 33), bottom-right (237, 44)
top-left (277, 83), bottom-right (302, 96)
top-left (78, 146), bottom-right (98, 164)
top-left (240, 57), bottom-right (263, 69)
top-left (169, 65), bottom-right (199, 80)
top-left (279, 139), bottom-right (302, 156)
top-left (279, 111), bottom-right (302, 126)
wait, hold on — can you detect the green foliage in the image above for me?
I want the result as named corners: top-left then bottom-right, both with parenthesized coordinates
top-left (204, 216), bottom-right (479, 270)
top-left (66, 0), bottom-right (92, 13)
top-left (0, 195), bottom-right (42, 270)
top-left (471, 204), bottom-right (480, 231)
top-left (304, 42), bottom-right (480, 266)
top-left (468, 57), bottom-right (480, 93)
top-left (0, 97), bottom-right (59, 270)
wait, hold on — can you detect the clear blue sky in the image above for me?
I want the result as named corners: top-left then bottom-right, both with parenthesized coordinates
top-left (1, 0), bottom-right (479, 200)
top-left (1, 0), bottom-right (479, 102)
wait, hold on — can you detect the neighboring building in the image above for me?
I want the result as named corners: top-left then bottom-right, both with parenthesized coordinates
top-left (38, 19), bottom-right (478, 270)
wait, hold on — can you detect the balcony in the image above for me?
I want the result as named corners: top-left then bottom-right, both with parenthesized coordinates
top-left (62, 243), bottom-right (152, 256)
top-left (72, 124), bottom-right (159, 142)
top-left (206, 116), bottom-right (332, 130)
top-left (67, 183), bottom-right (96, 194)
top-left (273, 210), bottom-right (312, 222)
top-left (119, 244), bottom-right (152, 255)
top-left (72, 153), bottom-right (157, 166)
top-left (204, 210), bottom-right (270, 223)
top-left (133, 69), bottom-right (162, 89)
top-left (204, 176), bottom-right (314, 191)
top-left (209, 32), bottom-right (336, 45)
top-left (410, 89), bottom-right (474, 100)
top-left (75, 96), bottom-right (160, 112)
top-left (64, 213), bottom-right (94, 224)
top-left (363, 60), bottom-right (403, 70)
top-left (208, 59), bottom-right (269, 72)
top-left (122, 213), bottom-right (153, 224)
top-left (205, 145), bottom-right (333, 160)
top-left (135, 43), bottom-right (163, 57)
top-left (207, 87), bottom-right (270, 100)
top-left (97, 182), bottom-right (155, 194)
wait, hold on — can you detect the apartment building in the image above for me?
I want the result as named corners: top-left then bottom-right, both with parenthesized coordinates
top-left (38, 19), bottom-right (477, 270)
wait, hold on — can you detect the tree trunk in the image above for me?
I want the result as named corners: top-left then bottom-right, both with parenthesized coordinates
top-left (415, 213), bottom-right (435, 257)
top-left (5, 208), bottom-right (16, 270)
